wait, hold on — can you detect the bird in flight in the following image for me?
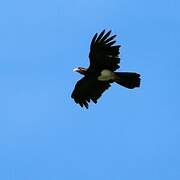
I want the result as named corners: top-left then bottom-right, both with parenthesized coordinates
top-left (71, 30), bottom-right (141, 109)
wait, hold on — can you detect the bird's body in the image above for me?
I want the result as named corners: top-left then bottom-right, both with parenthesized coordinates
top-left (98, 69), bottom-right (117, 81)
top-left (71, 30), bottom-right (141, 109)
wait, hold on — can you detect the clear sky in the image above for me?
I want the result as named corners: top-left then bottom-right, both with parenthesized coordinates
top-left (0, 0), bottom-right (180, 179)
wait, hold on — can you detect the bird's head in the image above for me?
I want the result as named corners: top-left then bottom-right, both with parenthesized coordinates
top-left (73, 67), bottom-right (87, 75)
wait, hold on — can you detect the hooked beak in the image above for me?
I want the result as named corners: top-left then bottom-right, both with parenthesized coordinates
top-left (73, 68), bottom-right (79, 72)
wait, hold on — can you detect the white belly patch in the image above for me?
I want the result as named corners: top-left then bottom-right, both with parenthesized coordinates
top-left (97, 69), bottom-right (115, 81)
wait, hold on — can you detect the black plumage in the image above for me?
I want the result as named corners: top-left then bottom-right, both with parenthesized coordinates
top-left (71, 30), bottom-right (141, 109)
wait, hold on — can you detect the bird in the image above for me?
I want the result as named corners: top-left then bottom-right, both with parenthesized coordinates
top-left (71, 30), bottom-right (141, 109)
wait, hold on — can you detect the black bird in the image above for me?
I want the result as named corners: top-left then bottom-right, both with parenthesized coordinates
top-left (71, 30), bottom-right (141, 108)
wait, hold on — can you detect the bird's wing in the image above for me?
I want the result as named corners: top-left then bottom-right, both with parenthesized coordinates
top-left (71, 76), bottom-right (111, 108)
top-left (88, 30), bottom-right (121, 72)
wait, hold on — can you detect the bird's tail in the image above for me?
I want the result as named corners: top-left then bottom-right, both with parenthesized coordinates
top-left (114, 72), bottom-right (141, 89)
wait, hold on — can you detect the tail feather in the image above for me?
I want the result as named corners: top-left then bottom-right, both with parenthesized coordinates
top-left (114, 72), bottom-right (141, 89)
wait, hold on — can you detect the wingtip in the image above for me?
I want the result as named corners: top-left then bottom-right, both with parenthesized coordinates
top-left (106, 30), bottom-right (112, 36)
top-left (84, 101), bottom-right (89, 109)
top-left (101, 29), bottom-right (106, 33)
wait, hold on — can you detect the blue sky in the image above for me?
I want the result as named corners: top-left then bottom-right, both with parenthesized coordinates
top-left (0, 0), bottom-right (180, 179)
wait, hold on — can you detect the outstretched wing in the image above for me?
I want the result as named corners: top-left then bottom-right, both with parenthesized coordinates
top-left (71, 76), bottom-right (111, 109)
top-left (88, 30), bottom-right (121, 72)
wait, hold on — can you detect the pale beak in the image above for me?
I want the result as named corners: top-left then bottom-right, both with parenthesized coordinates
top-left (73, 68), bottom-right (79, 72)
